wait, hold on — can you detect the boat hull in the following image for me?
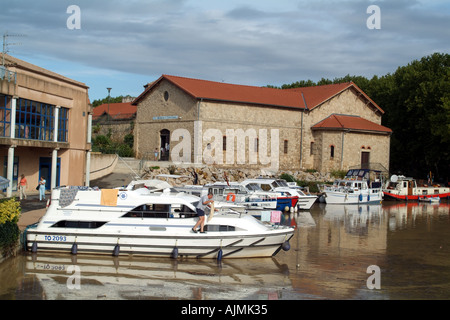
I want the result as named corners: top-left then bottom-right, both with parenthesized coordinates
top-left (25, 229), bottom-right (294, 259)
top-left (323, 191), bottom-right (383, 204)
top-left (383, 191), bottom-right (450, 201)
top-left (296, 196), bottom-right (317, 210)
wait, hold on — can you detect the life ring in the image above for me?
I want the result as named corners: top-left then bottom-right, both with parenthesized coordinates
top-left (226, 193), bottom-right (236, 202)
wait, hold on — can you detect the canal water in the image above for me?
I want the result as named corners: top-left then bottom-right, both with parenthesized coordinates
top-left (0, 200), bottom-right (449, 300)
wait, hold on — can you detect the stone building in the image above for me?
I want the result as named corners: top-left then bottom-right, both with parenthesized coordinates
top-left (92, 101), bottom-right (136, 142)
top-left (0, 54), bottom-right (91, 196)
top-left (132, 75), bottom-right (391, 173)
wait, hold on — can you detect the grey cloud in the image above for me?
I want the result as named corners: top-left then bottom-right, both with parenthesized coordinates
top-left (1, 0), bottom-right (448, 90)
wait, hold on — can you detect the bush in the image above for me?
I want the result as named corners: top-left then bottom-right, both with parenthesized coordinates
top-left (92, 134), bottom-right (135, 157)
top-left (330, 170), bottom-right (347, 179)
top-left (0, 198), bottom-right (21, 255)
top-left (0, 198), bottom-right (21, 224)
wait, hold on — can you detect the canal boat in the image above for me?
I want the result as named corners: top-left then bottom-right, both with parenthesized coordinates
top-left (240, 178), bottom-right (317, 210)
top-left (319, 169), bottom-right (384, 204)
top-left (24, 186), bottom-right (294, 259)
top-left (174, 182), bottom-right (278, 211)
top-left (383, 175), bottom-right (450, 201)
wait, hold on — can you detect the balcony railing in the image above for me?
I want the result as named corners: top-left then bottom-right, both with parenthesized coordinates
top-left (0, 66), bottom-right (17, 83)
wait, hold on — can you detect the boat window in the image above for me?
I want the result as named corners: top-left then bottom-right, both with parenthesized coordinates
top-left (122, 204), bottom-right (171, 218)
top-left (261, 184), bottom-right (272, 191)
top-left (246, 183), bottom-right (261, 191)
top-left (175, 205), bottom-right (197, 218)
top-left (51, 221), bottom-right (106, 228)
top-left (204, 225), bottom-right (236, 232)
top-left (276, 180), bottom-right (289, 187)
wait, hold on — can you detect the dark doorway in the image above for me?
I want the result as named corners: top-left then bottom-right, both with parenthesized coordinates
top-left (361, 151), bottom-right (370, 169)
top-left (39, 157), bottom-right (60, 189)
top-left (160, 129), bottom-right (170, 161)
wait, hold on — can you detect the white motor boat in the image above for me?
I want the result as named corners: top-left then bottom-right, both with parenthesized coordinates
top-left (175, 182), bottom-right (278, 211)
top-left (320, 169), bottom-right (383, 204)
top-left (24, 186), bottom-right (294, 259)
top-left (240, 178), bottom-right (318, 210)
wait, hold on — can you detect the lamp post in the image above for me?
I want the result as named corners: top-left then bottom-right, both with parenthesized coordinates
top-left (107, 87), bottom-right (112, 122)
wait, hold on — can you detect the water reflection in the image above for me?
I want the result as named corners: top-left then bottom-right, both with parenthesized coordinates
top-left (4, 253), bottom-right (292, 300)
top-left (275, 201), bottom-right (450, 300)
top-left (1, 201), bottom-right (449, 300)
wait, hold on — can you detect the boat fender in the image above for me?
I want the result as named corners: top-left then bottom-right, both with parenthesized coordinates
top-left (171, 246), bottom-right (179, 259)
top-left (217, 248), bottom-right (223, 261)
top-left (113, 244), bottom-right (120, 256)
top-left (367, 195), bottom-right (370, 202)
top-left (31, 241), bottom-right (38, 253)
top-left (71, 243), bottom-right (78, 255)
top-left (359, 194), bottom-right (363, 202)
top-left (281, 241), bottom-right (291, 251)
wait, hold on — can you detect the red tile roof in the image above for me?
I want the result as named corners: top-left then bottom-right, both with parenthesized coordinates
top-left (287, 82), bottom-right (384, 113)
top-left (132, 75), bottom-right (384, 114)
top-left (311, 114), bottom-right (392, 133)
top-left (92, 102), bottom-right (136, 120)
top-left (134, 75), bottom-right (306, 109)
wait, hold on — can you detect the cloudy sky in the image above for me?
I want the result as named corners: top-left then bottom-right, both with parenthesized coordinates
top-left (1, 0), bottom-right (449, 101)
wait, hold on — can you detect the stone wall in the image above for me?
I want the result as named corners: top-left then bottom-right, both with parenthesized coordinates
top-left (302, 87), bottom-right (386, 171)
top-left (142, 164), bottom-right (332, 187)
top-left (134, 80), bottom-right (390, 174)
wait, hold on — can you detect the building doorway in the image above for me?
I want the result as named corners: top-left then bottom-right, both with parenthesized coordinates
top-left (39, 157), bottom-right (60, 189)
top-left (361, 151), bottom-right (370, 169)
top-left (160, 129), bottom-right (170, 161)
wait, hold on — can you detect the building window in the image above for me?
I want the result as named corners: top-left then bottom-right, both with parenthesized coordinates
top-left (254, 138), bottom-right (259, 152)
top-left (58, 107), bottom-right (69, 142)
top-left (284, 140), bottom-right (288, 154)
top-left (223, 136), bottom-right (226, 151)
top-left (330, 145), bottom-right (335, 159)
top-left (310, 141), bottom-right (314, 156)
top-left (0, 94), bottom-right (12, 137)
top-left (0, 96), bottom-right (69, 142)
top-left (164, 91), bottom-right (169, 101)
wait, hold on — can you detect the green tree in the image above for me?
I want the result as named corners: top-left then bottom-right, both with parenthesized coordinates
top-left (273, 53), bottom-right (450, 181)
top-left (382, 53), bottom-right (450, 180)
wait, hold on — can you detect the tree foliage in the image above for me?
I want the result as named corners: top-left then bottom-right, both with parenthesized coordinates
top-left (274, 53), bottom-right (450, 181)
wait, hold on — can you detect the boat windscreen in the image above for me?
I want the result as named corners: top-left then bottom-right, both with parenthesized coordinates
top-left (245, 183), bottom-right (262, 191)
top-left (275, 180), bottom-right (289, 187)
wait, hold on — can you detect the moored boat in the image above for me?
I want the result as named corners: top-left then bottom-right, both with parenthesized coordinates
top-left (24, 186), bottom-right (294, 259)
top-left (384, 175), bottom-right (450, 201)
top-left (240, 178), bottom-right (317, 210)
top-left (174, 182), bottom-right (278, 212)
top-left (319, 169), bottom-right (384, 204)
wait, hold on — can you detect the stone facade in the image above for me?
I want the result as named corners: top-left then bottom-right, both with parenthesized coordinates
top-left (133, 76), bottom-right (391, 174)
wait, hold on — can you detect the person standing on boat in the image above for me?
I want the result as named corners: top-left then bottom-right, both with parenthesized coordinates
top-left (192, 192), bottom-right (214, 233)
top-left (38, 176), bottom-right (46, 201)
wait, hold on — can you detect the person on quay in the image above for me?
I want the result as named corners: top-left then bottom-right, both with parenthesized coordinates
top-left (18, 174), bottom-right (28, 200)
top-left (192, 192), bottom-right (214, 233)
top-left (38, 176), bottom-right (46, 201)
